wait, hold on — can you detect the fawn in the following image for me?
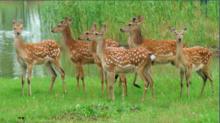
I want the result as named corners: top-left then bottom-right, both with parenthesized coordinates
top-left (79, 23), bottom-right (129, 96)
top-left (13, 20), bottom-right (66, 96)
top-left (86, 24), bottom-right (155, 101)
top-left (79, 23), bottom-right (142, 94)
top-left (51, 17), bottom-right (107, 94)
top-left (120, 16), bottom-right (186, 64)
top-left (170, 27), bottom-right (213, 96)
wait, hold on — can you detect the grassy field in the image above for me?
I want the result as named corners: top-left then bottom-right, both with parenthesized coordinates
top-left (0, 58), bottom-right (218, 123)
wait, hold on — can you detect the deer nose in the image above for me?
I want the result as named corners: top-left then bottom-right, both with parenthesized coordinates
top-left (51, 30), bottom-right (54, 33)
top-left (178, 38), bottom-right (181, 42)
top-left (16, 32), bottom-right (20, 35)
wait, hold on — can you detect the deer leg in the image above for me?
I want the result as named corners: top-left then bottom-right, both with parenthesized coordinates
top-left (180, 69), bottom-right (185, 97)
top-left (145, 73), bottom-right (154, 98)
top-left (79, 65), bottom-right (85, 93)
top-left (107, 71), bottom-right (115, 101)
top-left (144, 66), bottom-right (154, 98)
top-left (137, 67), bottom-right (149, 102)
top-left (132, 72), bottom-right (141, 88)
top-left (45, 62), bottom-right (57, 93)
top-left (119, 73), bottom-right (127, 99)
top-left (185, 69), bottom-right (192, 97)
top-left (202, 67), bottom-right (214, 95)
top-left (104, 71), bottom-right (109, 97)
top-left (196, 70), bottom-right (207, 96)
top-left (21, 64), bottom-right (27, 96)
top-left (97, 63), bottom-right (105, 96)
top-left (53, 60), bottom-right (67, 93)
top-left (27, 64), bottom-right (33, 96)
top-left (75, 64), bottom-right (80, 90)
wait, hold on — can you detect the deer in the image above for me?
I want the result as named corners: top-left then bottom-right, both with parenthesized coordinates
top-left (13, 20), bottom-right (66, 96)
top-left (79, 23), bottom-right (141, 93)
top-left (170, 27), bottom-right (213, 97)
top-left (120, 16), bottom-right (187, 65)
top-left (52, 17), bottom-right (124, 95)
top-left (85, 24), bottom-right (156, 101)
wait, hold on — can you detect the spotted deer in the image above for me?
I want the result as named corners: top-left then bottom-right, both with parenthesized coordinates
top-left (79, 23), bottom-right (141, 94)
top-left (86, 24), bottom-right (155, 101)
top-left (51, 17), bottom-right (116, 95)
top-left (170, 27), bottom-right (213, 96)
top-left (120, 16), bottom-right (186, 64)
top-left (13, 20), bottom-right (66, 96)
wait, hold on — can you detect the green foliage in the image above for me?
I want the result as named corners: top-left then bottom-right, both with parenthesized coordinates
top-left (39, 1), bottom-right (218, 47)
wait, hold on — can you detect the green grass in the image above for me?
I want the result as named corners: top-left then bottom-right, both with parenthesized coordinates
top-left (0, 58), bottom-right (218, 123)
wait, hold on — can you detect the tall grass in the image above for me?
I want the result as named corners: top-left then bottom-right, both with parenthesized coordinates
top-left (39, 1), bottom-right (218, 47)
top-left (38, 1), bottom-right (219, 75)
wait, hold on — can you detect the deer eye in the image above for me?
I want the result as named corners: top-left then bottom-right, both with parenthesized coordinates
top-left (132, 17), bottom-right (136, 21)
top-left (95, 33), bottom-right (98, 35)
top-left (85, 32), bottom-right (89, 35)
top-left (128, 24), bottom-right (132, 26)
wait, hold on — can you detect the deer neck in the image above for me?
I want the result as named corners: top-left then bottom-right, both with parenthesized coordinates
top-left (176, 41), bottom-right (185, 63)
top-left (128, 27), bottom-right (143, 48)
top-left (62, 26), bottom-right (74, 46)
top-left (14, 35), bottom-right (25, 51)
top-left (96, 37), bottom-right (105, 60)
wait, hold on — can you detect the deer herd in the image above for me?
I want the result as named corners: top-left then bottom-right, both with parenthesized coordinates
top-left (12, 16), bottom-right (214, 101)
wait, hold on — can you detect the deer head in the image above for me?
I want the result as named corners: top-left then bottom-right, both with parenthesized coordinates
top-left (169, 27), bottom-right (187, 43)
top-left (80, 24), bottom-right (107, 42)
top-left (12, 20), bottom-right (23, 36)
top-left (78, 23), bottom-right (97, 40)
top-left (51, 17), bottom-right (72, 33)
top-left (120, 16), bottom-right (144, 33)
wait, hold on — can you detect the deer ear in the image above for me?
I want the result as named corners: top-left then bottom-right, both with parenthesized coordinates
top-left (169, 26), bottom-right (176, 33)
top-left (134, 16), bottom-right (144, 25)
top-left (68, 17), bottom-right (72, 22)
top-left (91, 23), bottom-right (97, 32)
top-left (12, 20), bottom-right (16, 24)
top-left (18, 19), bottom-right (23, 24)
top-left (64, 17), bottom-right (72, 24)
top-left (132, 17), bottom-right (137, 22)
top-left (138, 16), bottom-right (144, 22)
top-left (101, 24), bottom-right (107, 33)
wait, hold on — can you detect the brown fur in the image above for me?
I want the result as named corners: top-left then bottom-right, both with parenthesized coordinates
top-left (88, 25), bottom-right (155, 101)
top-left (52, 18), bottom-right (98, 93)
top-left (13, 21), bottom-right (66, 96)
top-left (171, 28), bottom-right (213, 97)
top-left (120, 16), bottom-right (186, 64)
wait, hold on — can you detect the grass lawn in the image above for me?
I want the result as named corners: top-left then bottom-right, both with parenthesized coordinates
top-left (0, 58), bottom-right (218, 123)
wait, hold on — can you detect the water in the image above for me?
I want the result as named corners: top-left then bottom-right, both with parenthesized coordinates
top-left (0, 1), bottom-right (44, 77)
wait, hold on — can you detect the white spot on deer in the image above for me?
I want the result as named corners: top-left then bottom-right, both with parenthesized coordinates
top-left (150, 54), bottom-right (156, 61)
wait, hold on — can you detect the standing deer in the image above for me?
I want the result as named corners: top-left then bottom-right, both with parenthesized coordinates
top-left (86, 24), bottom-right (155, 101)
top-left (120, 16), bottom-right (186, 64)
top-left (78, 23), bottom-right (128, 95)
top-left (79, 23), bottom-right (141, 95)
top-left (13, 20), bottom-right (66, 96)
top-left (170, 27), bottom-right (213, 96)
top-left (51, 17), bottom-right (94, 93)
